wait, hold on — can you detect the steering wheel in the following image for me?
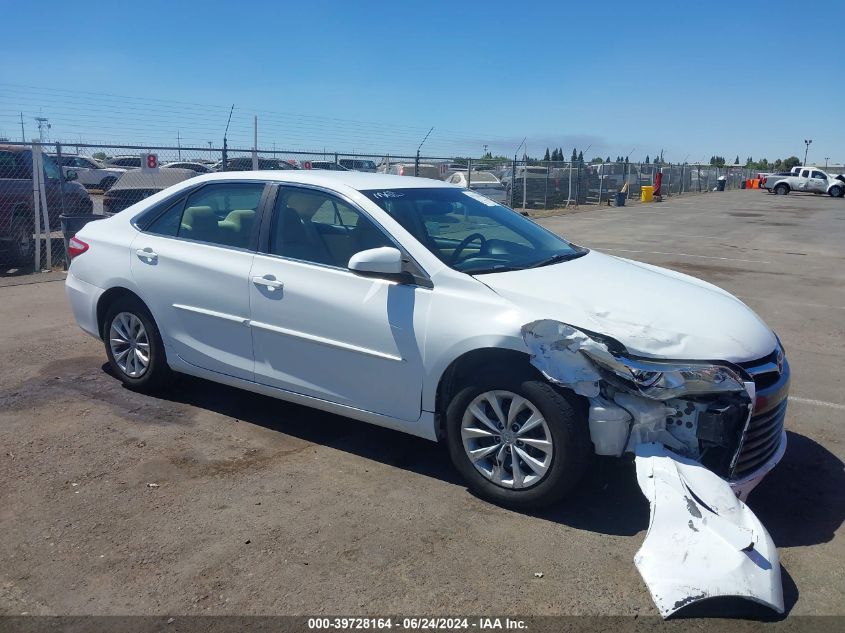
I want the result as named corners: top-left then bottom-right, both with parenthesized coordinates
top-left (450, 232), bottom-right (488, 264)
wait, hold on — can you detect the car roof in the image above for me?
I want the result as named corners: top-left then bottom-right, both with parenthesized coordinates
top-left (111, 168), bottom-right (197, 190)
top-left (184, 170), bottom-right (453, 191)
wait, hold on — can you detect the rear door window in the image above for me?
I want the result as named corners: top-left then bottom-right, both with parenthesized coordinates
top-left (146, 182), bottom-right (265, 249)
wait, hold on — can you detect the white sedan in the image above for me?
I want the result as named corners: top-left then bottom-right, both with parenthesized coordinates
top-left (66, 171), bottom-right (789, 616)
top-left (445, 170), bottom-right (508, 205)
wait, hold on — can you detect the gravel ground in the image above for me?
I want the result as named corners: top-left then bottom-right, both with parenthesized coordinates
top-left (0, 190), bottom-right (842, 623)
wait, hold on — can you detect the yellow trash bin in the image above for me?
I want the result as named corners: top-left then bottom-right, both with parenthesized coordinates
top-left (641, 185), bottom-right (654, 202)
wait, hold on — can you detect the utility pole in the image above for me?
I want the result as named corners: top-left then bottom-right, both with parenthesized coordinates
top-left (824, 157), bottom-right (830, 169)
top-left (208, 141), bottom-right (213, 161)
top-left (20, 112), bottom-right (25, 142)
top-left (803, 139), bottom-right (812, 166)
top-left (177, 130), bottom-right (181, 160)
top-left (34, 117), bottom-right (50, 142)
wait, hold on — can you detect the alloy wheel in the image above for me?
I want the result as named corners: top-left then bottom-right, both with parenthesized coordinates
top-left (461, 390), bottom-right (554, 489)
top-left (109, 312), bottom-right (150, 378)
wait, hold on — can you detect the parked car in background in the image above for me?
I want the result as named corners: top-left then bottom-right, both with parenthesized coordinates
top-left (445, 170), bottom-right (508, 205)
top-left (307, 161), bottom-right (349, 171)
top-left (162, 161), bottom-right (215, 174)
top-left (438, 162), bottom-right (468, 180)
top-left (51, 154), bottom-right (126, 191)
top-left (106, 156), bottom-right (143, 169)
top-left (0, 144), bottom-right (93, 265)
top-left (380, 162), bottom-right (440, 179)
top-left (338, 158), bottom-right (377, 172)
top-left (213, 157), bottom-right (299, 172)
top-left (501, 166), bottom-right (550, 207)
top-left (763, 167), bottom-right (844, 197)
top-left (102, 168), bottom-right (196, 214)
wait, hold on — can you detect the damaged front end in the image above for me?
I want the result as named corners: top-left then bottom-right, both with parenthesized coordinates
top-left (521, 319), bottom-right (789, 618)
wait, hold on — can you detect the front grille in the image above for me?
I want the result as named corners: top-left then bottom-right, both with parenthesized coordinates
top-left (731, 349), bottom-right (790, 479)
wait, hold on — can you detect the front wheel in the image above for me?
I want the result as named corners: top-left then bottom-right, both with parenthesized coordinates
top-left (103, 296), bottom-right (170, 392)
top-left (446, 369), bottom-right (590, 510)
top-left (774, 184), bottom-right (789, 195)
top-left (829, 186), bottom-right (843, 198)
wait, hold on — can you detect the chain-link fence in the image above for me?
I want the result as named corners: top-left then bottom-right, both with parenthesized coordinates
top-left (0, 141), bottom-right (758, 274)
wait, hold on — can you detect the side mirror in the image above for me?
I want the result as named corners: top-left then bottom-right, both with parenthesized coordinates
top-left (348, 246), bottom-right (403, 275)
top-left (65, 170), bottom-right (78, 181)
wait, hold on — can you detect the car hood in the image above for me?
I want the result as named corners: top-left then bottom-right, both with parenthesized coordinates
top-left (476, 250), bottom-right (776, 362)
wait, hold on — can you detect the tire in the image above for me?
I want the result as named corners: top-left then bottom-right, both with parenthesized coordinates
top-left (446, 367), bottom-right (591, 510)
top-left (829, 186), bottom-right (843, 198)
top-left (774, 184), bottom-right (789, 195)
top-left (103, 296), bottom-right (170, 393)
top-left (10, 219), bottom-right (34, 267)
top-left (99, 177), bottom-right (117, 191)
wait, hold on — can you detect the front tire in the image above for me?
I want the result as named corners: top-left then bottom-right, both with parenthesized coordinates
top-left (829, 186), bottom-right (843, 198)
top-left (103, 296), bottom-right (170, 393)
top-left (446, 368), bottom-right (590, 510)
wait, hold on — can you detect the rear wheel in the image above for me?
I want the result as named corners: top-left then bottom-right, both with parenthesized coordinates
top-left (829, 185), bottom-right (843, 198)
top-left (103, 296), bottom-right (170, 392)
top-left (446, 368), bottom-right (590, 510)
top-left (11, 221), bottom-right (34, 266)
top-left (774, 183), bottom-right (789, 195)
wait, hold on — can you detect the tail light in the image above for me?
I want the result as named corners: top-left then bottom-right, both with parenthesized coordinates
top-left (761, 177), bottom-right (767, 185)
top-left (68, 236), bottom-right (89, 260)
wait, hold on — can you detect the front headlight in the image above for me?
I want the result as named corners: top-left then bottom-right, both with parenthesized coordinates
top-left (584, 351), bottom-right (751, 401)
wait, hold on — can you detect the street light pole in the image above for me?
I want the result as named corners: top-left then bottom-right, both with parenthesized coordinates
top-left (803, 139), bottom-right (812, 166)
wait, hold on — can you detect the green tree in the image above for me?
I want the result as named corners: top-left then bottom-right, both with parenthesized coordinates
top-left (605, 156), bottom-right (611, 163)
top-left (590, 156), bottom-right (603, 164)
top-left (543, 148), bottom-right (551, 161)
top-left (570, 148), bottom-right (577, 162)
top-left (92, 151), bottom-right (110, 161)
top-left (734, 156), bottom-right (740, 164)
top-left (577, 150), bottom-right (584, 164)
top-left (645, 155), bottom-right (650, 164)
top-left (783, 156), bottom-right (801, 169)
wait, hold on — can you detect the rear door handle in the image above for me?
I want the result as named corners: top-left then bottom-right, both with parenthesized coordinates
top-left (136, 248), bottom-right (158, 263)
top-left (252, 275), bottom-right (284, 291)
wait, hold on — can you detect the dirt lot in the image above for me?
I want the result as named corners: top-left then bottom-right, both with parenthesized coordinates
top-left (0, 190), bottom-right (842, 621)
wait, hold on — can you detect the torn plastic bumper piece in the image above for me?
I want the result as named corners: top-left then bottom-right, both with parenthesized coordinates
top-left (634, 443), bottom-right (784, 618)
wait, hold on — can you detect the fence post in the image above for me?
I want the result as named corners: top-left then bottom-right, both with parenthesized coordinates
top-left (543, 162), bottom-right (549, 209)
top-left (55, 142), bottom-right (66, 217)
top-left (31, 141), bottom-right (52, 270)
top-left (414, 150), bottom-right (420, 177)
top-left (467, 158), bottom-right (472, 189)
top-left (510, 156), bottom-right (516, 208)
top-left (32, 141), bottom-right (41, 270)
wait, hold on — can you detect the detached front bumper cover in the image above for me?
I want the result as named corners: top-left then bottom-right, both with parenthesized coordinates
top-left (634, 443), bottom-right (783, 617)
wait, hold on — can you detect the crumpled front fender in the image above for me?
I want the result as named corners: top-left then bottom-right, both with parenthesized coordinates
top-left (634, 443), bottom-right (784, 618)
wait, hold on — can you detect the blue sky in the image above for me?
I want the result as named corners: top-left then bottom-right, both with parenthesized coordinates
top-left (1, 0), bottom-right (842, 163)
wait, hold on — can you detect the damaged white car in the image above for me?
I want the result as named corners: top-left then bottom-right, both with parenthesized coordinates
top-left (66, 172), bottom-right (790, 617)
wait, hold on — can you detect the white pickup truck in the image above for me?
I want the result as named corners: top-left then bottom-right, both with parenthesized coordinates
top-left (763, 166), bottom-right (845, 197)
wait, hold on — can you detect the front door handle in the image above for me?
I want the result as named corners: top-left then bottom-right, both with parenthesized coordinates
top-left (136, 248), bottom-right (158, 263)
top-left (252, 275), bottom-right (284, 291)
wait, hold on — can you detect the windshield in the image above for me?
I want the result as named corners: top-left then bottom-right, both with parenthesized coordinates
top-left (362, 187), bottom-right (586, 274)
